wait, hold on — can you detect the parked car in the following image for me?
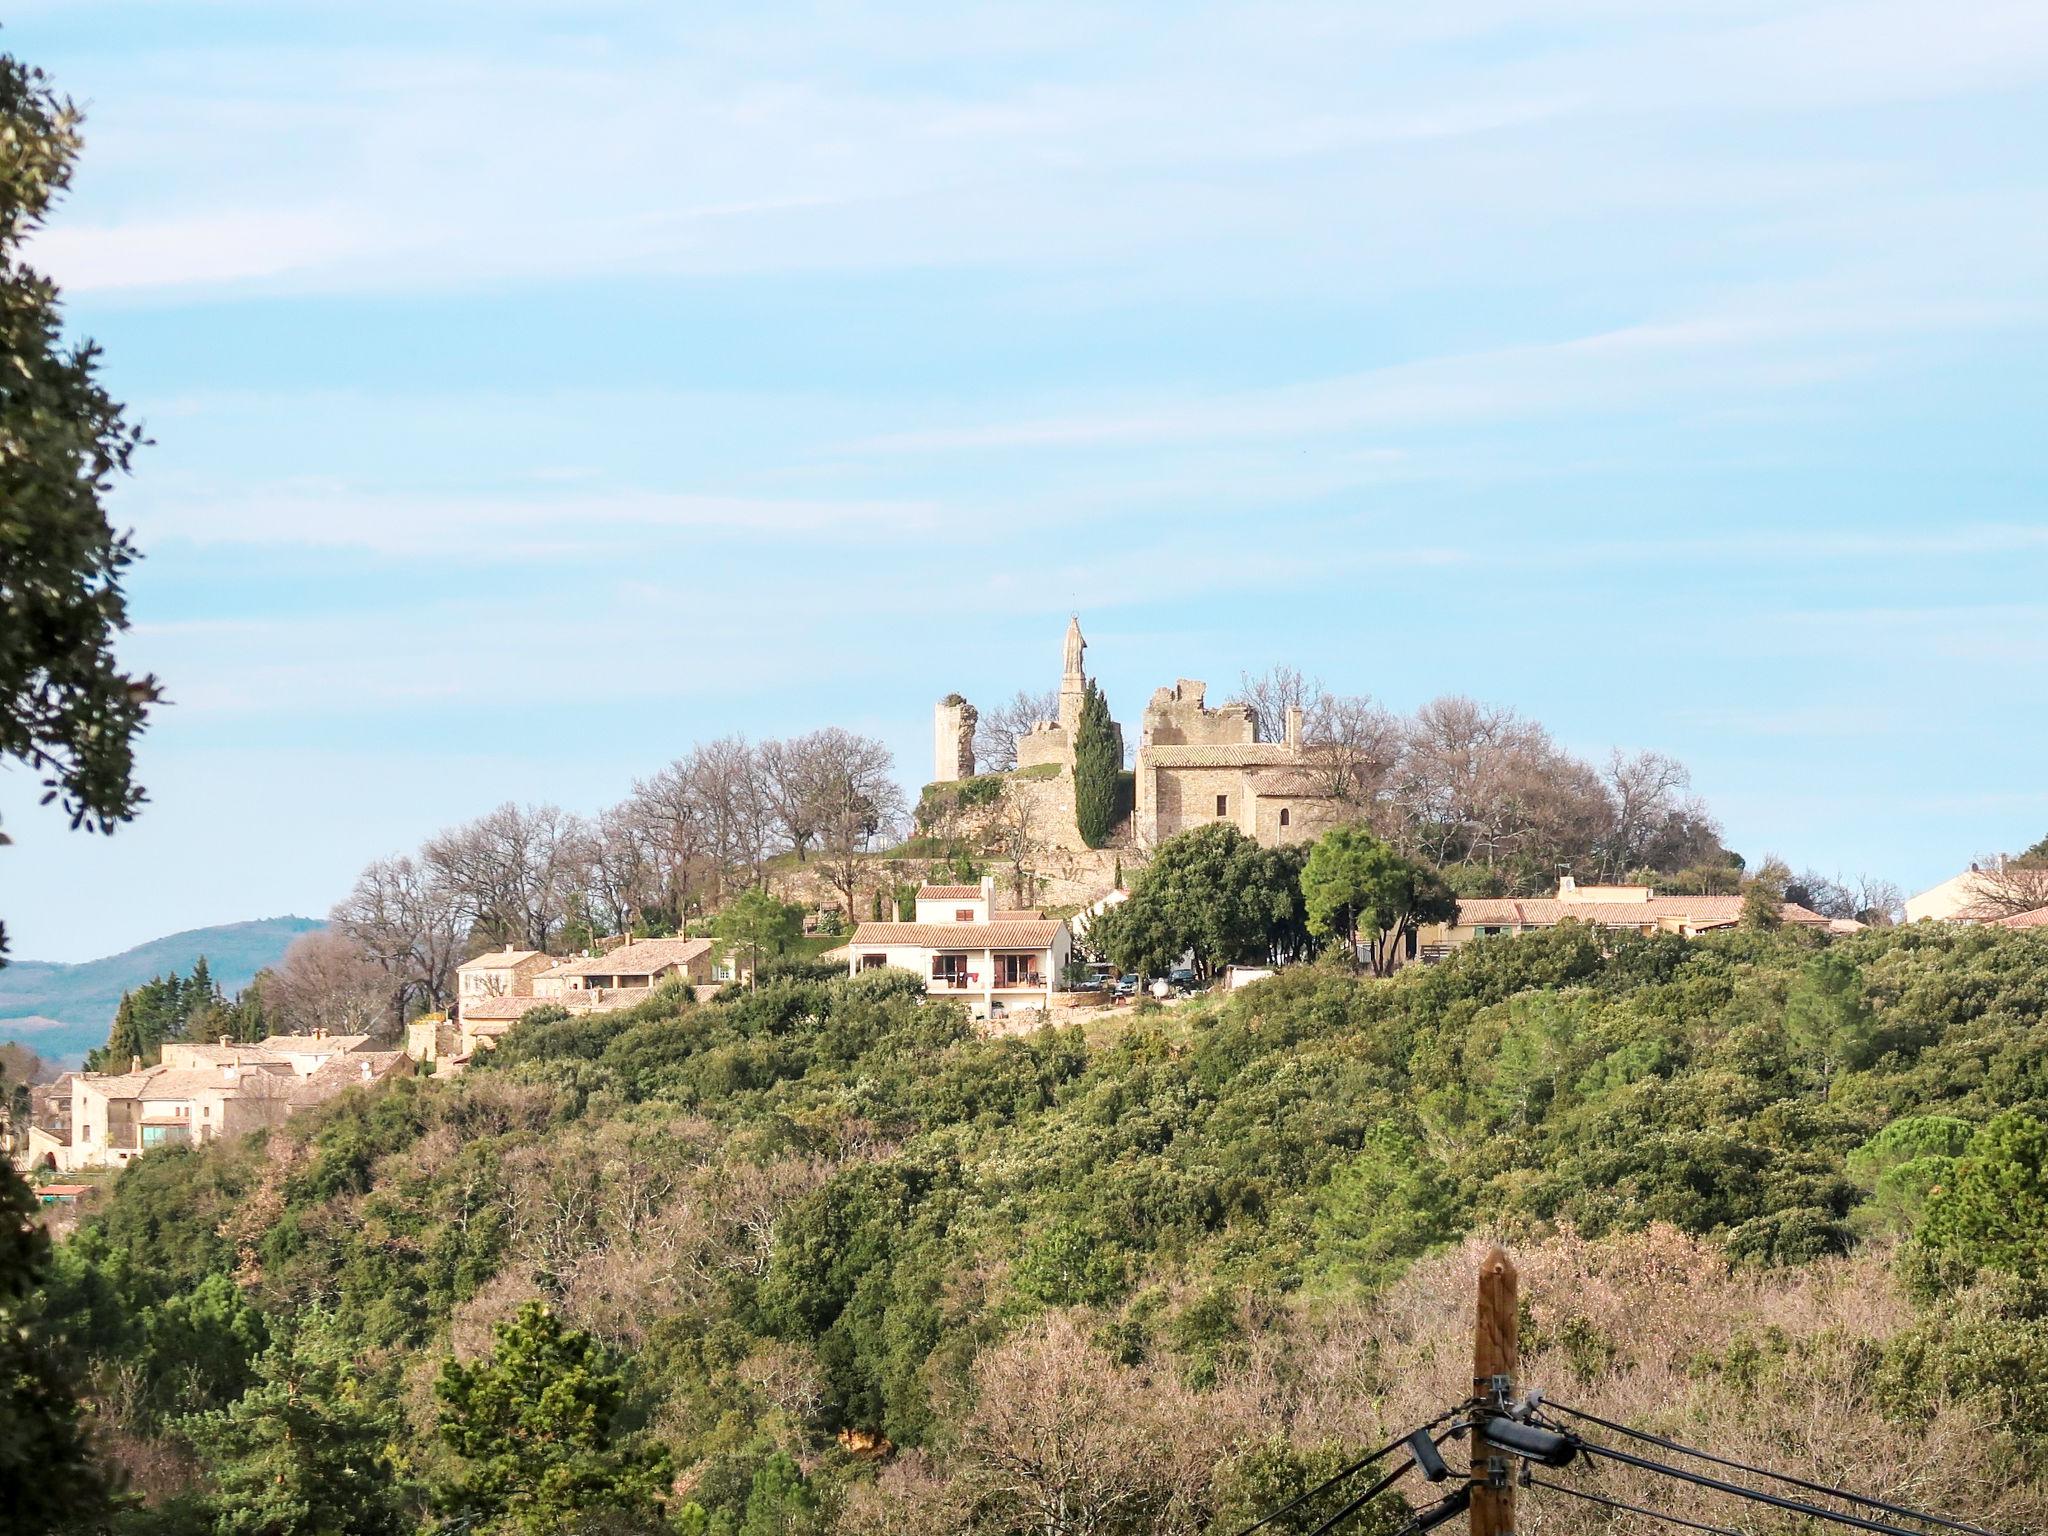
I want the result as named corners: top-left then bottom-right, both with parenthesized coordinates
top-left (1114, 974), bottom-right (1139, 999)
top-left (1167, 966), bottom-right (1198, 992)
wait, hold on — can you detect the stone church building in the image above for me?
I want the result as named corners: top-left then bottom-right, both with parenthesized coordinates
top-left (933, 617), bottom-right (1346, 852)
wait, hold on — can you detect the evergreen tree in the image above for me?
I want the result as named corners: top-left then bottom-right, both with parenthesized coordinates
top-left (435, 1301), bottom-right (669, 1535)
top-left (1916, 1112), bottom-right (2048, 1282)
top-left (1301, 826), bottom-right (1457, 976)
top-left (85, 960), bottom-right (226, 1071)
top-left (1072, 678), bottom-right (1119, 849)
top-left (178, 1309), bottom-right (412, 1536)
top-left (0, 1152), bottom-right (110, 1532)
top-left (1087, 823), bottom-right (1306, 978)
top-left (713, 888), bottom-right (805, 989)
top-left (0, 50), bottom-right (155, 963)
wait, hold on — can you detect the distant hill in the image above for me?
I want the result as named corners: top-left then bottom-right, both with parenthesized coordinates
top-left (0, 916), bottom-right (325, 1068)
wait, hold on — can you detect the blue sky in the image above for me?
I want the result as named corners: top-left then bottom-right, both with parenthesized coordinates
top-left (3, 1), bottom-right (2046, 963)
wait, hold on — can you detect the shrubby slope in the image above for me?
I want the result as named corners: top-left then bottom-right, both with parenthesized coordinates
top-left (40, 922), bottom-right (2048, 1533)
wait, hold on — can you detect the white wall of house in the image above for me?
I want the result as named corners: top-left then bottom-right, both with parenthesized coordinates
top-left (849, 926), bottom-right (1072, 1019)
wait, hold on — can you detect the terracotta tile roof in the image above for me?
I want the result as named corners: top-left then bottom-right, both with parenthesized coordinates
top-left (995, 909), bottom-right (1047, 921)
top-left (850, 919), bottom-right (1066, 949)
top-left (459, 995), bottom-right (562, 1021)
top-left (916, 885), bottom-right (983, 899)
top-left (1454, 895), bottom-right (1829, 929)
top-left (294, 1052), bottom-right (409, 1098)
top-left (261, 1034), bottom-right (372, 1053)
top-left (458, 949), bottom-right (545, 971)
top-left (162, 1043), bottom-right (290, 1067)
top-left (1144, 743), bottom-right (1302, 768)
top-left (544, 939), bottom-right (712, 978)
top-left (1997, 905), bottom-right (2048, 929)
top-left (88, 1063), bottom-right (297, 1099)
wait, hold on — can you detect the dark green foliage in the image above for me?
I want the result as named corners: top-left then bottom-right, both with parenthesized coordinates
top-left (1072, 678), bottom-right (1119, 847)
top-left (1300, 826), bottom-right (1457, 976)
top-left (1088, 823), bottom-right (1309, 978)
top-left (177, 1310), bottom-right (412, 1536)
top-left (0, 1152), bottom-right (110, 1533)
top-left (0, 51), bottom-right (155, 928)
top-left (36, 924), bottom-right (2048, 1528)
top-left (1915, 1112), bottom-right (2048, 1282)
top-left (715, 887), bottom-right (806, 984)
top-left (85, 958), bottom-right (229, 1071)
top-left (436, 1300), bottom-right (671, 1535)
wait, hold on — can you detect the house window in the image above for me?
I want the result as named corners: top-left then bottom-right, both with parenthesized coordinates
top-left (1216, 794), bottom-right (1229, 816)
top-left (1279, 807), bottom-right (1290, 828)
top-left (932, 954), bottom-right (968, 988)
top-left (859, 953), bottom-right (887, 971)
top-left (996, 953), bottom-right (1040, 987)
top-left (955, 909), bottom-right (974, 922)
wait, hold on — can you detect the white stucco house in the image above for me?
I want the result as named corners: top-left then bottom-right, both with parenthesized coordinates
top-left (848, 875), bottom-right (1072, 1020)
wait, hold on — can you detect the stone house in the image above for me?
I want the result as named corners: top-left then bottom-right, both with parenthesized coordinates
top-left (40, 1037), bottom-right (404, 1173)
top-left (1410, 876), bottom-right (1834, 965)
top-left (530, 937), bottom-right (716, 1000)
top-left (847, 875), bottom-right (1073, 1019)
top-left (457, 946), bottom-right (555, 1000)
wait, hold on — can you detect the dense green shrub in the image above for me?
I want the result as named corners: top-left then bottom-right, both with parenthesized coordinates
top-left (36, 925), bottom-right (2048, 1530)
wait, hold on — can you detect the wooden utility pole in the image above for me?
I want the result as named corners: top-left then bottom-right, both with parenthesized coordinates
top-left (1471, 1245), bottom-right (1519, 1536)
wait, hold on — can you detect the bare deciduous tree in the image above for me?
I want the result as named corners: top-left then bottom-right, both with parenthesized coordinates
top-left (987, 788), bottom-right (1044, 909)
top-left (1958, 857), bottom-right (2048, 920)
top-left (974, 688), bottom-right (1059, 774)
top-left (263, 929), bottom-right (392, 1040)
top-left (625, 761), bottom-right (707, 926)
top-left (331, 853), bottom-right (465, 1024)
top-left (423, 801), bottom-right (586, 952)
top-left (808, 729), bottom-right (906, 926)
top-left (573, 801), bottom-right (660, 939)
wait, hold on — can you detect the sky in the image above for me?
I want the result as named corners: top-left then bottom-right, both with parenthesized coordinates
top-left (3, 0), bottom-right (2046, 963)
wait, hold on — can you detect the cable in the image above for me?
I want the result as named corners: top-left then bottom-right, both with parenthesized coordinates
top-left (1530, 1473), bottom-right (1742, 1535)
top-left (1388, 1484), bottom-right (1470, 1535)
top-left (1576, 1436), bottom-right (1987, 1536)
top-left (1547, 1402), bottom-right (1999, 1536)
top-left (1297, 1427), bottom-right (1465, 1536)
top-left (1298, 1457), bottom-right (1413, 1536)
top-left (1230, 1419), bottom-right (1446, 1536)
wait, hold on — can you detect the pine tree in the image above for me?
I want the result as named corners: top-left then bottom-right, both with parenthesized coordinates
top-left (435, 1301), bottom-right (669, 1535)
top-left (1073, 678), bottom-right (1119, 849)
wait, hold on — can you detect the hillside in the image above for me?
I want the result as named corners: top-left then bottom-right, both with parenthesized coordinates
top-left (38, 922), bottom-right (2048, 1533)
top-left (0, 916), bottom-right (324, 1066)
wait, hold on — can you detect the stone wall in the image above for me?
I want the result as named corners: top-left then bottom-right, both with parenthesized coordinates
top-left (1140, 679), bottom-right (1257, 747)
top-left (1151, 764), bottom-right (1249, 840)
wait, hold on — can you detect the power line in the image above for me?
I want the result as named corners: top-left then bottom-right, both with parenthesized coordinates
top-left (1230, 1418), bottom-right (1449, 1536)
top-left (1545, 1401), bottom-right (1999, 1536)
top-left (1299, 1457), bottom-right (1414, 1536)
top-left (1529, 1473), bottom-right (1742, 1534)
top-left (1575, 1435), bottom-right (1978, 1536)
top-left (1388, 1484), bottom-right (1470, 1535)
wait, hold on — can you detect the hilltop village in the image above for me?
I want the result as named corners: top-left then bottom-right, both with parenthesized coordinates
top-left (14, 615), bottom-right (2040, 1179)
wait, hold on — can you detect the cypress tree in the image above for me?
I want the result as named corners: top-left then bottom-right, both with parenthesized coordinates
top-left (1073, 679), bottom-right (1119, 849)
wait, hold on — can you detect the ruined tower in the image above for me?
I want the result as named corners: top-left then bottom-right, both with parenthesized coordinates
top-left (932, 694), bottom-right (977, 782)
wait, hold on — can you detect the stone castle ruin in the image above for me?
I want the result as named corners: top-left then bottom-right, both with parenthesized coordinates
top-left (933, 617), bottom-right (1342, 856)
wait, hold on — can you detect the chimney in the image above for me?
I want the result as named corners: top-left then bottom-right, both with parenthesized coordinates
top-left (980, 874), bottom-right (997, 913)
top-left (130, 1054), bottom-right (141, 1074)
top-left (1557, 874), bottom-right (1577, 898)
top-left (360, 1060), bottom-right (374, 1082)
top-left (1284, 705), bottom-right (1303, 750)
top-left (220, 1034), bottom-right (232, 1047)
